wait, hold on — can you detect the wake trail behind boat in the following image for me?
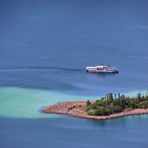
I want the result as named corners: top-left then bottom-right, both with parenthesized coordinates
top-left (0, 66), bottom-right (84, 72)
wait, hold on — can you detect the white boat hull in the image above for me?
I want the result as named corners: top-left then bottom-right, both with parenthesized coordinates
top-left (86, 66), bottom-right (119, 73)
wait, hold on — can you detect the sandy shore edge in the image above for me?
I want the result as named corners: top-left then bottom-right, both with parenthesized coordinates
top-left (42, 101), bottom-right (148, 120)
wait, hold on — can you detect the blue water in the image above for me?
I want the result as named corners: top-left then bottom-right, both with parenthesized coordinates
top-left (0, 0), bottom-right (148, 147)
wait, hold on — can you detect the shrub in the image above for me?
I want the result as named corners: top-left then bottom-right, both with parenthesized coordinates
top-left (86, 92), bottom-right (148, 116)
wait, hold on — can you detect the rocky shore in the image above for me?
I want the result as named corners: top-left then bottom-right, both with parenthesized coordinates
top-left (42, 101), bottom-right (148, 120)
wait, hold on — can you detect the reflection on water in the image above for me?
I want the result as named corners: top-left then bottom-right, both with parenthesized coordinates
top-left (86, 72), bottom-right (119, 79)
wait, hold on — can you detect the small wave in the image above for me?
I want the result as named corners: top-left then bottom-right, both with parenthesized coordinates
top-left (127, 25), bottom-right (148, 29)
top-left (0, 66), bottom-right (83, 72)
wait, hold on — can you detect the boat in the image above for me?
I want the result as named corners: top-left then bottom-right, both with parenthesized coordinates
top-left (86, 65), bottom-right (119, 73)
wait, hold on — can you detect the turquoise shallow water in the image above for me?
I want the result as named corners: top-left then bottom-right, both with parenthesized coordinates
top-left (0, 0), bottom-right (148, 147)
top-left (0, 87), bottom-right (95, 118)
top-left (0, 87), bottom-right (146, 118)
top-left (1, 87), bottom-right (148, 148)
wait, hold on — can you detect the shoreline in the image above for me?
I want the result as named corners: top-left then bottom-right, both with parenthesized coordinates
top-left (42, 101), bottom-right (148, 120)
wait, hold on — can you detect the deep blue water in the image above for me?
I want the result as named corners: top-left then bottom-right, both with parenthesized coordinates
top-left (1, 116), bottom-right (148, 148)
top-left (0, 0), bottom-right (148, 148)
top-left (0, 0), bottom-right (148, 95)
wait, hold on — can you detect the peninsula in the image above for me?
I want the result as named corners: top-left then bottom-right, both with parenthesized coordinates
top-left (42, 92), bottom-right (148, 120)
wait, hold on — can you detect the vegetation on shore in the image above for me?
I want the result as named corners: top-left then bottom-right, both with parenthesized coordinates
top-left (86, 92), bottom-right (148, 116)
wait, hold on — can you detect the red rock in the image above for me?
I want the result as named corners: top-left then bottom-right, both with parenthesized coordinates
top-left (42, 101), bottom-right (148, 120)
